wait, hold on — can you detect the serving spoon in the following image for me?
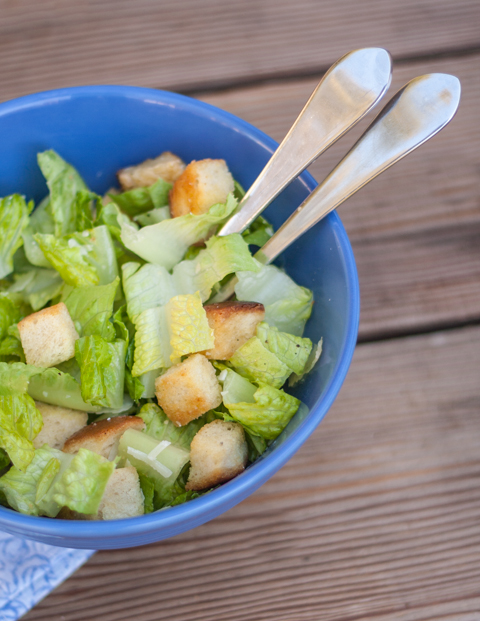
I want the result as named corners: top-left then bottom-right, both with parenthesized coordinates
top-left (212, 72), bottom-right (461, 302)
top-left (218, 47), bottom-right (392, 236)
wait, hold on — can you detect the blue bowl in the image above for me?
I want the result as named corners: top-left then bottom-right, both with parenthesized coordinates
top-left (0, 86), bottom-right (359, 549)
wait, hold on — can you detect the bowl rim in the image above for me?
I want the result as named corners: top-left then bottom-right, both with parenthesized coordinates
top-left (0, 85), bottom-right (360, 544)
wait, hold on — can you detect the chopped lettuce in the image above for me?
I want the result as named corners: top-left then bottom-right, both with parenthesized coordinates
top-left (134, 206), bottom-right (170, 227)
top-left (8, 268), bottom-right (63, 311)
top-left (52, 448), bottom-right (114, 515)
top-left (228, 337), bottom-right (292, 389)
top-left (256, 322), bottom-right (312, 375)
top-left (75, 336), bottom-right (126, 409)
top-left (0, 293), bottom-right (28, 341)
top-left (131, 306), bottom-right (170, 377)
top-left (110, 178), bottom-right (172, 216)
top-left (27, 366), bottom-right (102, 412)
top-left (242, 215), bottom-right (274, 247)
top-left (37, 150), bottom-right (89, 237)
top-left (0, 194), bottom-right (31, 279)
top-left (22, 197), bottom-right (55, 268)
top-left (0, 362), bottom-right (44, 397)
top-left (122, 262), bottom-right (177, 321)
top-left (63, 278), bottom-right (119, 341)
top-left (166, 292), bottom-right (214, 363)
top-left (172, 233), bottom-right (259, 301)
top-left (120, 193), bottom-right (237, 270)
top-left (289, 338), bottom-right (323, 387)
top-left (221, 369), bottom-right (300, 440)
top-left (0, 394), bottom-right (43, 471)
top-left (235, 263), bottom-right (313, 336)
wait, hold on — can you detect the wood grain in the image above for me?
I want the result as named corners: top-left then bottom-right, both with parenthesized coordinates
top-left (23, 324), bottom-right (480, 621)
top-left (200, 53), bottom-right (480, 338)
top-left (0, 0), bottom-right (479, 103)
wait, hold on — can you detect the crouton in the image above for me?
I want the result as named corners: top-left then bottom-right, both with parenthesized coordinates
top-left (17, 302), bottom-right (79, 368)
top-left (169, 159), bottom-right (234, 218)
top-left (33, 402), bottom-right (88, 450)
top-left (58, 467), bottom-right (145, 520)
top-left (186, 419), bottom-right (248, 491)
top-left (63, 416), bottom-right (145, 460)
top-left (204, 301), bottom-right (265, 360)
top-left (155, 354), bottom-right (222, 427)
top-left (117, 151), bottom-right (186, 190)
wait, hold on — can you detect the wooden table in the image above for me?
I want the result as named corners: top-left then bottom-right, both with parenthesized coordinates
top-left (2, 1), bottom-right (478, 619)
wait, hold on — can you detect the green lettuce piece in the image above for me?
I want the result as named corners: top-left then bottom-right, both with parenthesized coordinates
top-left (0, 394), bottom-right (43, 471)
top-left (242, 215), bottom-right (274, 247)
top-left (228, 337), bottom-right (291, 388)
top-left (136, 368), bottom-right (161, 399)
top-left (134, 206), bottom-right (171, 227)
top-left (138, 402), bottom-right (214, 452)
top-left (138, 472), bottom-right (155, 513)
top-left (37, 150), bottom-right (89, 237)
top-left (0, 194), bottom-right (31, 279)
top-left (63, 278), bottom-right (118, 341)
top-left (166, 292), bottom-right (214, 363)
top-left (131, 306), bottom-right (170, 377)
top-left (75, 336), bottom-right (126, 408)
top-left (256, 322), bottom-right (312, 375)
top-left (122, 262), bottom-right (177, 321)
top-left (95, 201), bottom-right (125, 241)
top-left (288, 338), bottom-right (323, 387)
top-left (221, 369), bottom-right (300, 440)
top-left (35, 456), bottom-right (61, 504)
top-left (120, 193), bottom-right (237, 270)
top-left (110, 178), bottom-right (172, 216)
top-left (22, 197), bottom-right (55, 268)
top-left (172, 233), bottom-right (259, 302)
top-left (34, 225), bottom-right (118, 287)
top-left (0, 448), bottom-right (9, 471)
top-left (0, 335), bottom-right (25, 362)
top-left (0, 293), bottom-right (28, 341)
top-left (8, 268), bottom-right (63, 311)
top-left (0, 445), bottom-right (58, 515)
top-left (27, 366), bottom-right (101, 412)
top-left (235, 263), bottom-right (313, 336)
top-left (0, 362), bottom-right (44, 397)
top-left (52, 448), bottom-right (114, 515)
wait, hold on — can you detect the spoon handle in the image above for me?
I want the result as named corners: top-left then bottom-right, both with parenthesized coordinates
top-left (218, 47), bottom-right (392, 237)
top-left (256, 73), bottom-right (461, 265)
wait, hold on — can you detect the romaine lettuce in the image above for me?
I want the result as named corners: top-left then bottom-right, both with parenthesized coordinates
top-left (256, 322), bottom-right (313, 375)
top-left (131, 306), bottom-right (170, 377)
top-left (0, 394), bottom-right (43, 471)
top-left (109, 178), bottom-right (172, 216)
top-left (122, 262), bottom-right (177, 321)
top-left (235, 263), bottom-right (313, 336)
top-left (8, 268), bottom-right (63, 311)
top-left (166, 292), bottom-right (214, 363)
top-left (228, 336), bottom-right (292, 388)
top-left (120, 193), bottom-right (237, 270)
top-left (63, 278), bottom-right (119, 341)
top-left (0, 194), bottom-right (31, 279)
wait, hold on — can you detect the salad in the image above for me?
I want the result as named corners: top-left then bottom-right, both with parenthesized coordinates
top-left (0, 150), bottom-right (322, 520)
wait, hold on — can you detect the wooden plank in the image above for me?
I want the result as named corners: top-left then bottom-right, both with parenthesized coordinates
top-left (0, 0), bottom-right (479, 102)
top-left (23, 324), bottom-right (480, 621)
top-left (200, 54), bottom-right (480, 337)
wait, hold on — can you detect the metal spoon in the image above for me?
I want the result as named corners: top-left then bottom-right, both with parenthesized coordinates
top-left (212, 73), bottom-right (461, 302)
top-left (218, 47), bottom-right (392, 237)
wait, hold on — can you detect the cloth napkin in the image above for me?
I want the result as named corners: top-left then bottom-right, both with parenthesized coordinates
top-left (0, 532), bottom-right (94, 620)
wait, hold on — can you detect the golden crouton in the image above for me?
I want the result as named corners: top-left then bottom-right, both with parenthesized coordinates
top-left (17, 302), bottom-right (79, 368)
top-left (169, 159), bottom-right (234, 218)
top-left (117, 151), bottom-right (186, 190)
top-left (155, 354), bottom-right (222, 427)
top-left (204, 301), bottom-right (265, 360)
top-left (186, 419), bottom-right (248, 491)
top-left (58, 467), bottom-right (145, 520)
top-left (63, 416), bottom-right (145, 460)
top-left (33, 402), bottom-right (88, 450)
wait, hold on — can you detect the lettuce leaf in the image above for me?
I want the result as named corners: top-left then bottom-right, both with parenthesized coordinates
top-left (288, 338), bottom-right (323, 387)
top-left (0, 445), bottom-right (58, 515)
top-left (37, 150), bottom-right (89, 237)
top-left (235, 263), bottom-right (313, 336)
top-left (122, 262), bottom-right (177, 321)
top-left (0, 361), bottom-right (44, 397)
top-left (75, 336), bottom-right (126, 408)
top-left (0, 293), bottom-right (28, 341)
top-left (134, 206), bottom-right (171, 227)
top-left (0, 194), bottom-right (31, 279)
top-left (110, 178), bottom-right (172, 216)
top-left (242, 215), bottom-right (274, 247)
top-left (228, 336), bottom-right (292, 389)
top-left (63, 278), bottom-right (119, 341)
top-left (131, 306), bottom-right (170, 377)
top-left (8, 268), bottom-right (63, 311)
top-left (221, 369), bottom-right (300, 441)
top-left (35, 225), bottom-right (118, 287)
top-left (22, 197), bottom-right (55, 268)
top-left (27, 366), bottom-right (102, 412)
top-left (166, 292), bottom-right (214, 363)
top-left (172, 233), bottom-right (259, 302)
top-left (256, 322), bottom-right (312, 375)
top-left (120, 193), bottom-right (237, 270)
top-left (52, 448), bottom-right (114, 515)
top-left (0, 394), bottom-right (43, 471)
top-left (0, 335), bottom-right (25, 362)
